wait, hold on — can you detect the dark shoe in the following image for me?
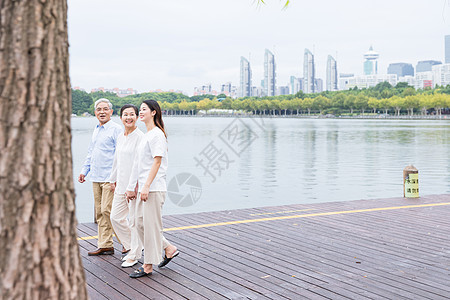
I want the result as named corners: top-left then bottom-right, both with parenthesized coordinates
top-left (129, 267), bottom-right (152, 278)
top-left (122, 247), bottom-right (130, 254)
top-left (88, 247), bottom-right (114, 256)
top-left (158, 250), bottom-right (179, 268)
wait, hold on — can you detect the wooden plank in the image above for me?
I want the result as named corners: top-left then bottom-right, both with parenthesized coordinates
top-left (169, 222), bottom-right (365, 300)
top-left (78, 226), bottom-right (226, 300)
top-left (169, 231), bottom-right (328, 299)
top-left (86, 285), bottom-right (108, 300)
top-left (170, 217), bottom-right (403, 300)
top-left (77, 194), bottom-right (450, 300)
top-left (174, 203), bottom-right (450, 298)
top-left (84, 268), bottom-right (131, 299)
top-left (224, 209), bottom-right (450, 292)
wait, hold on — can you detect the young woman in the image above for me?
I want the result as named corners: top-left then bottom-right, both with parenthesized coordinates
top-left (126, 100), bottom-right (179, 278)
top-left (109, 104), bottom-right (144, 268)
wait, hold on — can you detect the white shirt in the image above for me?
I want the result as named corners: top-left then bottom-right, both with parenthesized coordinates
top-left (127, 127), bottom-right (168, 192)
top-left (109, 128), bottom-right (144, 194)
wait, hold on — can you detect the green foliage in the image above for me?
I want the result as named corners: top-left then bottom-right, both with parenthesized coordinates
top-left (71, 89), bottom-right (94, 115)
top-left (72, 83), bottom-right (450, 117)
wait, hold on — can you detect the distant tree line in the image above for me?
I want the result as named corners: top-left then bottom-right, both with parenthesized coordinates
top-left (72, 82), bottom-right (450, 117)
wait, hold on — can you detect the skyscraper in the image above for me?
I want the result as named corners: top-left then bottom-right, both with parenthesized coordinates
top-left (326, 55), bottom-right (338, 91)
top-left (315, 78), bottom-right (323, 93)
top-left (303, 49), bottom-right (315, 93)
top-left (239, 56), bottom-right (252, 97)
top-left (290, 76), bottom-right (301, 94)
top-left (387, 63), bottom-right (414, 77)
top-left (416, 60), bottom-right (442, 73)
top-left (446, 35), bottom-right (450, 64)
top-left (363, 46), bottom-right (379, 75)
top-left (264, 49), bottom-right (276, 96)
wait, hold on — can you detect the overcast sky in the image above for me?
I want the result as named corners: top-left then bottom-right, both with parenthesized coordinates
top-left (68, 0), bottom-right (450, 95)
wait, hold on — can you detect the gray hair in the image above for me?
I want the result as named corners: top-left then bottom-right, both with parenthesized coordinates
top-left (94, 98), bottom-right (113, 109)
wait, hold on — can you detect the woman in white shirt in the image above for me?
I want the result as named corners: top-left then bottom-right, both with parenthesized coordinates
top-left (109, 104), bottom-right (144, 268)
top-left (126, 100), bottom-right (179, 278)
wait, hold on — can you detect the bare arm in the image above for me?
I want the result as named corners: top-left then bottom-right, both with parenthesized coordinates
top-left (140, 156), bottom-right (162, 202)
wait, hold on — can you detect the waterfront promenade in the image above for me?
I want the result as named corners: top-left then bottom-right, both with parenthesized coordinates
top-left (78, 194), bottom-right (450, 299)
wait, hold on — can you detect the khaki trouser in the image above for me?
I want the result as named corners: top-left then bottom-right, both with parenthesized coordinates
top-left (93, 182), bottom-right (114, 248)
top-left (111, 193), bottom-right (143, 260)
top-left (136, 191), bottom-right (171, 265)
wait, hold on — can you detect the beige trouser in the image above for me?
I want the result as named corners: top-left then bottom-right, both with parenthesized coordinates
top-left (136, 191), bottom-right (171, 265)
top-left (111, 193), bottom-right (143, 260)
top-left (93, 182), bottom-right (114, 248)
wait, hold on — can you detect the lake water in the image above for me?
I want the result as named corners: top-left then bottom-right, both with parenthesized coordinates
top-left (72, 116), bottom-right (450, 223)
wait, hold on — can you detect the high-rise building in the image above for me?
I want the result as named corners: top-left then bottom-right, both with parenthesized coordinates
top-left (277, 86), bottom-right (289, 96)
top-left (298, 78), bottom-right (305, 92)
top-left (264, 49), bottom-right (276, 96)
top-left (221, 82), bottom-right (232, 94)
top-left (416, 60), bottom-right (442, 73)
top-left (387, 63), bottom-right (414, 77)
top-left (202, 83), bottom-right (212, 93)
top-left (252, 86), bottom-right (263, 97)
top-left (363, 46), bottom-right (379, 75)
top-left (303, 49), bottom-right (315, 93)
top-left (193, 84), bottom-right (217, 96)
top-left (445, 35), bottom-right (450, 64)
top-left (314, 78), bottom-right (323, 93)
top-left (326, 55), bottom-right (338, 91)
top-left (290, 76), bottom-right (301, 94)
top-left (239, 56), bottom-right (252, 97)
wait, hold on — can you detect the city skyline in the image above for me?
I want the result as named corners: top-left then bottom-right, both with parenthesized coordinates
top-left (68, 0), bottom-right (450, 95)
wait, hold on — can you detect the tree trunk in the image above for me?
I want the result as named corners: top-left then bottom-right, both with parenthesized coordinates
top-left (0, 1), bottom-right (88, 299)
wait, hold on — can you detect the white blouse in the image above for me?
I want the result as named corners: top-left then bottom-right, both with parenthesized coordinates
top-left (127, 127), bottom-right (168, 192)
top-left (109, 127), bottom-right (144, 194)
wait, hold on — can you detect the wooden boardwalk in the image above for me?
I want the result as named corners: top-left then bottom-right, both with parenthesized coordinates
top-left (78, 194), bottom-right (450, 299)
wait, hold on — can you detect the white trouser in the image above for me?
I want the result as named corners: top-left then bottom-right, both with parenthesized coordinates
top-left (110, 193), bottom-right (143, 260)
top-left (136, 191), bottom-right (171, 265)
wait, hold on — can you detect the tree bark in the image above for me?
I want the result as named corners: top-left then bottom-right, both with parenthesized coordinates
top-left (0, 1), bottom-right (88, 299)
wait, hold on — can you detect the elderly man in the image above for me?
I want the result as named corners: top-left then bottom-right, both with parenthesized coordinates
top-left (79, 98), bottom-right (123, 256)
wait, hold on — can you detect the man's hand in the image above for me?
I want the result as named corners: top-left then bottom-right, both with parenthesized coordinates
top-left (78, 174), bottom-right (86, 183)
top-left (110, 182), bottom-right (116, 192)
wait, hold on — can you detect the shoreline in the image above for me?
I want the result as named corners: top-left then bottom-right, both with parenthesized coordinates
top-left (72, 114), bottom-right (450, 120)
top-left (162, 114), bottom-right (450, 120)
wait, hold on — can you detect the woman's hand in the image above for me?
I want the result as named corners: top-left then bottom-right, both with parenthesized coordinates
top-left (126, 190), bottom-right (136, 202)
top-left (110, 182), bottom-right (116, 192)
top-left (140, 186), bottom-right (150, 202)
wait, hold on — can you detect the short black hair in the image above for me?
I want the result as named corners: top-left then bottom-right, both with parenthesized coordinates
top-left (120, 104), bottom-right (139, 117)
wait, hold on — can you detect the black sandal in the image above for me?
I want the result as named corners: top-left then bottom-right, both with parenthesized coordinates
top-left (158, 250), bottom-right (180, 268)
top-left (129, 267), bottom-right (152, 278)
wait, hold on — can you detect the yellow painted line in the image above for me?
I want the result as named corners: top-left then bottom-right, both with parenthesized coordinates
top-left (78, 235), bottom-right (98, 241)
top-left (77, 234), bottom-right (115, 241)
top-left (77, 202), bottom-right (450, 240)
top-left (250, 209), bottom-right (315, 216)
top-left (163, 202), bottom-right (450, 232)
